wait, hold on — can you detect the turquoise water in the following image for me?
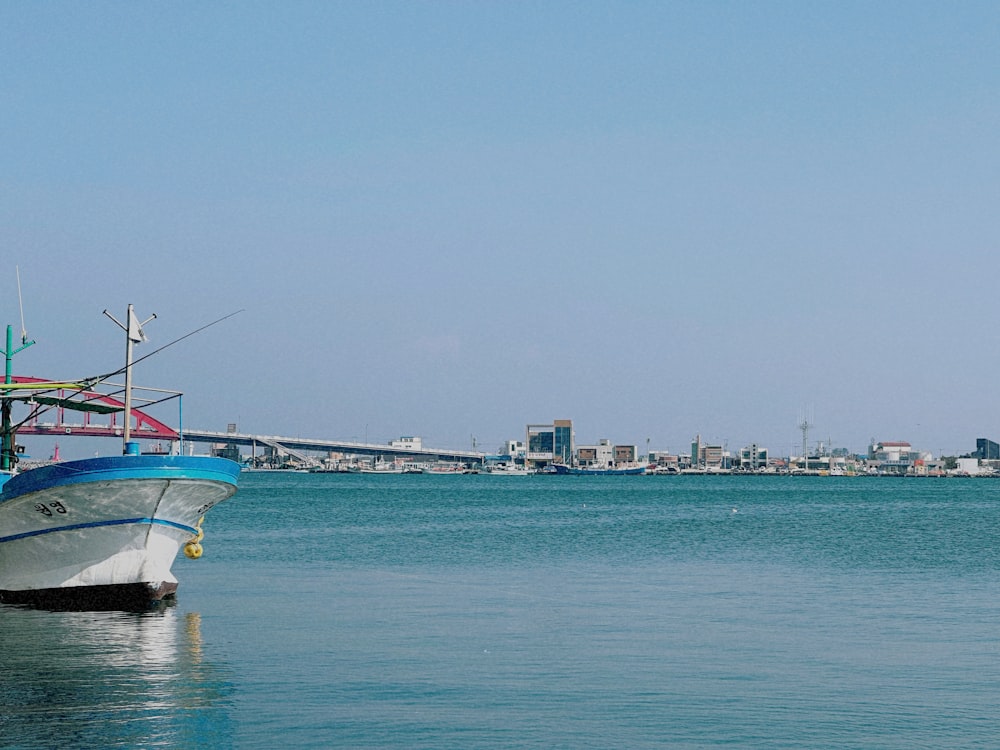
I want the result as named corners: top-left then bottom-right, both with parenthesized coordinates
top-left (3, 474), bottom-right (1000, 748)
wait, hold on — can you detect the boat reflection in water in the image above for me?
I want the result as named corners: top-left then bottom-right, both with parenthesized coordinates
top-left (0, 604), bottom-right (234, 746)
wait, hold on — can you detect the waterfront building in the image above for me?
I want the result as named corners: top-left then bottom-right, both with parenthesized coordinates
top-left (689, 434), bottom-right (727, 469)
top-left (574, 440), bottom-right (640, 468)
top-left (484, 440), bottom-right (527, 470)
top-left (614, 444), bottom-right (638, 466)
top-left (703, 445), bottom-right (726, 469)
top-left (738, 444), bottom-right (768, 471)
top-left (497, 440), bottom-right (525, 461)
top-left (799, 454), bottom-right (851, 474)
top-left (212, 442), bottom-right (241, 463)
top-left (956, 458), bottom-right (984, 475)
top-left (526, 420), bottom-right (573, 469)
top-left (699, 443), bottom-right (725, 469)
top-left (868, 441), bottom-right (913, 462)
top-left (867, 440), bottom-right (933, 476)
top-left (577, 439), bottom-right (614, 467)
top-left (976, 438), bottom-right (1000, 460)
top-left (212, 422), bottom-right (242, 463)
top-left (649, 451), bottom-right (680, 470)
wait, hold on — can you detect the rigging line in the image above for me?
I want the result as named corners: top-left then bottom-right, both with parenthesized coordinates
top-left (6, 382), bottom-right (169, 414)
top-left (3, 310), bottom-right (243, 430)
top-left (2, 378), bottom-right (107, 403)
top-left (4, 389), bottom-right (115, 435)
top-left (95, 308), bottom-right (245, 381)
top-left (9, 401), bottom-right (56, 434)
top-left (131, 391), bottom-right (181, 409)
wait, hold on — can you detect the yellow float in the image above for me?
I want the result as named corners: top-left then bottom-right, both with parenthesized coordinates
top-left (184, 517), bottom-right (206, 558)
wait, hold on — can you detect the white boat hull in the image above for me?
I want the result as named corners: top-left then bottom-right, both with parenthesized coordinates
top-left (0, 455), bottom-right (239, 609)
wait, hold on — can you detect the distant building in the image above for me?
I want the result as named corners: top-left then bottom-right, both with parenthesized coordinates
top-left (956, 457), bottom-right (983, 475)
top-left (485, 440), bottom-right (526, 469)
top-left (690, 434), bottom-right (725, 469)
top-left (577, 439), bottom-right (614, 467)
top-left (390, 436), bottom-right (423, 451)
top-left (868, 441), bottom-right (911, 461)
top-left (213, 423), bottom-right (242, 463)
top-left (868, 440), bottom-right (932, 476)
top-left (649, 451), bottom-right (679, 469)
top-left (738, 443), bottom-right (768, 471)
top-left (614, 444), bottom-right (638, 465)
top-left (500, 440), bottom-right (525, 459)
top-left (212, 442), bottom-right (241, 462)
top-left (526, 420), bottom-right (573, 468)
top-left (976, 438), bottom-right (1000, 460)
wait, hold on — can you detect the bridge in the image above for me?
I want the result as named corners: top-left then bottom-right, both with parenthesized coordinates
top-left (182, 429), bottom-right (485, 466)
top-left (9, 376), bottom-right (485, 466)
top-left (20, 423), bottom-right (485, 466)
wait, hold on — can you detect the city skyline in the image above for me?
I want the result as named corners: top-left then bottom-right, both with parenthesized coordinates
top-left (14, 404), bottom-right (995, 465)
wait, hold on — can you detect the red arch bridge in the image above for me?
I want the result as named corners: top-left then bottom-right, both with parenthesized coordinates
top-left (12, 377), bottom-right (484, 466)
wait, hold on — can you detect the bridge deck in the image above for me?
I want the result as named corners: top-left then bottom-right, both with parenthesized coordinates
top-left (20, 423), bottom-right (484, 463)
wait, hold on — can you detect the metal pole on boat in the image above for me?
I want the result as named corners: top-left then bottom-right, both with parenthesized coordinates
top-left (1, 323), bottom-right (35, 472)
top-left (178, 393), bottom-right (183, 454)
top-left (104, 305), bottom-right (156, 455)
top-left (123, 306), bottom-right (135, 449)
top-left (2, 325), bottom-right (13, 472)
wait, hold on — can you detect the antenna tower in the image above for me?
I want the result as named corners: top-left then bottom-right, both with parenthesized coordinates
top-left (798, 411), bottom-right (813, 463)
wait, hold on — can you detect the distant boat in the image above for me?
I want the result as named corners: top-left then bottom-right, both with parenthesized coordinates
top-left (549, 464), bottom-right (646, 476)
top-left (485, 462), bottom-right (529, 476)
top-left (647, 466), bottom-right (680, 475)
top-left (357, 464), bottom-right (404, 474)
top-left (0, 305), bottom-right (240, 610)
top-left (427, 465), bottom-right (463, 474)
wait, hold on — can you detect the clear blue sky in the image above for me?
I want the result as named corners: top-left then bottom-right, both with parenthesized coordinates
top-left (4, 1), bottom-right (999, 459)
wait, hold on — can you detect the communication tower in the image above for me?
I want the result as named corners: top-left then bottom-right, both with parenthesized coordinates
top-left (798, 411), bottom-right (813, 464)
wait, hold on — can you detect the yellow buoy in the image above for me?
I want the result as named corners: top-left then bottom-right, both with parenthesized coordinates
top-left (184, 542), bottom-right (203, 559)
top-left (190, 516), bottom-right (205, 543)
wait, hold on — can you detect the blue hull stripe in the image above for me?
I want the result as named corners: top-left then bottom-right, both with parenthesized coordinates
top-left (0, 517), bottom-right (197, 545)
top-left (0, 455), bottom-right (240, 504)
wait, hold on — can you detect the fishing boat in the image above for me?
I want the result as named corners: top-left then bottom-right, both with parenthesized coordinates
top-left (485, 462), bottom-right (530, 476)
top-left (549, 464), bottom-right (647, 476)
top-left (356, 465), bottom-right (404, 474)
top-left (0, 304), bottom-right (240, 610)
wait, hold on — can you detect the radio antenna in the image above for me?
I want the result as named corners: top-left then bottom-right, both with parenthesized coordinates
top-left (96, 308), bottom-right (245, 381)
top-left (16, 266), bottom-right (27, 344)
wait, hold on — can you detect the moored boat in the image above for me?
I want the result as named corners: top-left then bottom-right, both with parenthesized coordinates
top-left (0, 305), bottom-right (240, 610)
top-left (485, 462), bottom-right (530, 476)
top-left (549, 464), bottom-right (647, 476)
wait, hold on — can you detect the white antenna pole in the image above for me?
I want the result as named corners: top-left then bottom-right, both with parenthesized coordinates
top-left (15, 266), bottom-right (27, 343)
top-left (104, 305), bottom-right (156, 453)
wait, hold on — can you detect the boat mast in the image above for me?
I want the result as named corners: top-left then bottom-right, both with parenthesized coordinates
top-left (1, 323), bottom-right (35, 472)
top-left (103, 305), bottom-right (155, 454)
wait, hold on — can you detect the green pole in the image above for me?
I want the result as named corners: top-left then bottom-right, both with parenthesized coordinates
top-left (2, 323), bottom-right (35, 473)
top-left (2, 325), bottom-right (14, 472)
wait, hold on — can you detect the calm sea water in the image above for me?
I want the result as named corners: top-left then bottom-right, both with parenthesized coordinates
top-left (3, 473), bottom-right (1000, 748)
